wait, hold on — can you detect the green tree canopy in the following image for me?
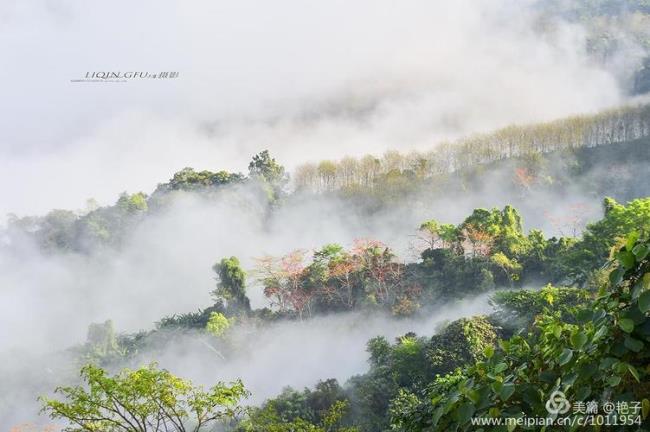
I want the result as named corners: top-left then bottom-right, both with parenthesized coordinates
top-left (41, 363), bottom-right (248, 432)
top-left (205, 312), bottom-right (232, 337)
top-left (248, 150), bottom-right (287, 186)
top-left (564, 197), bottom-right (650, 283)
top-left (390, 233), bottom-right (650, 430)
top-left (213, 256), bottom-right (251, 312)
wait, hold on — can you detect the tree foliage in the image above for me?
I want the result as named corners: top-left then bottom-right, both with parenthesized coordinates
top-left (248, 150), bottom-right (288, 201)
top-left (563, 197), bottom-right (650, 283)
top-left (205, 312), bottom-right (232, 338)
top-left (389, 234), bottom-right (650, 430)
top-left (346, 317), bottom-right (499, 431)
top-left (248, 150), bottom-right (287, 185)
top-left (213, 257), bottom-right (251, 312)
top-left (41, 363), bottom-right (248, 432)
top-left (240, 380), bottom-right (356, 432)
top-left (254, 240), bottom-right (418, 317)
top-left (294, 104), bottom-right (650, 193)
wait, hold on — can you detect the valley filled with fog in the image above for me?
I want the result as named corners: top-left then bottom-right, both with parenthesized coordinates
top-left (2, 1), bottom-right (650, 430)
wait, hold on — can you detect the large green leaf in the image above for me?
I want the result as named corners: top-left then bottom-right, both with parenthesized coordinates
top-left (626, 231), bottom-right (640, 252)
top-left (558, 348), bottom-right (573, 366)
top-left (570, 332), bottom-right (588, 350)
top-left (639, 291), bottom-right (650, 313)
top-left (610, 267), bottom-right (625, 286)
top-left (617, 251), bottom-right (636, 270)
top-left (624, 336), bottom-right (644, 353)
top-left (499, 383), bottom-right (515, 401)
top-left (619, 318), bottom-right (634, 333)
top-left (632, 244), bottom-right (649, 261)
top-left (454, 402), bottom-right (475, 424)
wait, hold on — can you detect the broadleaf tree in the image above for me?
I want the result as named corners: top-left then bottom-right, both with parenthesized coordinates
top-left (41, 363), bottom-right (248, 432)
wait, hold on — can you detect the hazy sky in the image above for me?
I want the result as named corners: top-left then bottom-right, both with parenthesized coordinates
top-left (0, 0), bottom-right (627, 217)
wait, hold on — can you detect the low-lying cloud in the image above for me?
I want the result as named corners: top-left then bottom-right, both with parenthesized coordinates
top-left (0, 0), bottom-right (632, 216)
top-left (0, 0), bottom-right (645, 429)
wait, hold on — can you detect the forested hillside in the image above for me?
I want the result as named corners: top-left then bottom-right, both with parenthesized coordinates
top-left (6, 104), bottom-right (650, 255)
top-left (33, 194), bottom-right (650, 431)
top-left (4, 1), bottom-right (650, 429)
top-left (3, 102), bottom-right (650, 430)
top-left (293, 104), bottom-right (650, 193)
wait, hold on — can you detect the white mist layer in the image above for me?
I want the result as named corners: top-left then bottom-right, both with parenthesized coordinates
top-left (0, 294), bottom-right (492, 428)
top-left (0, 0), bottom-right (642, 428)
top-left (0, 179), bottom-right (603, 355)
top-left (0, 0), bottom-right (628, 217)
top-left (144, 295), bottom-right (494, 404)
